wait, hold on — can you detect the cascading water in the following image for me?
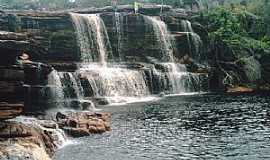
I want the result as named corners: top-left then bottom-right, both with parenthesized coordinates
top-left (70, 13), bottom-right (112, 66)
top-left (181, 19), bottom-right (193, 32)
top-left (63, 13), bottom-right (208, 106)
top-left (79, 65), bottom-right (149, 97)
top-left (76, 64), bottom-right (152, 104)
top-left (180, 20), bottom-right (203, 60)
top-left (114, 12), bottom-right (124, 61)
top-left (58, 72), bottom-right (84, 99)
top-left (144, 16), bottom-right (204, 94)
top-left (144, 16), bottom-right (175, 62)
top-left (69, 13), bottom-right (153, 104)
top-left (47, 69), bottom-right (97, 110)
top-left (47, 70), bottom-right (65, 107)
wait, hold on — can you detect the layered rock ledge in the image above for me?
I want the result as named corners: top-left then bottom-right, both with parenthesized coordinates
top-left (0, 103), bottom-right (23, 120)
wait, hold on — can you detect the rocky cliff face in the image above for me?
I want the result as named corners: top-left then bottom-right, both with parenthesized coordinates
top-left (0, 6), bottom-right (202, 63)
top-left (0, 5), bottom-right (268, 113)
top-left (0, 11), bottom-right (77, 61)
top-left (0, 6), bottom-right (210, 111)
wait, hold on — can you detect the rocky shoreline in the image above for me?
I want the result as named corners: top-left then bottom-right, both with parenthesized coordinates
top-left (0, 29), bottom-right (113, 160)
top-left (0, 111), bottom-right (111, 160)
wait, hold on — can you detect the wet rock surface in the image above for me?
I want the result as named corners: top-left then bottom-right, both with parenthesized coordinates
top-left (0, 119), bottom-right (63, 160)
top-left (56, 112), bottom-right (111, 137)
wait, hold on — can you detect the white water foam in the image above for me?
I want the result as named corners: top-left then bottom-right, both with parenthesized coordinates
top-left (104, 96), bottom-right (160, 106)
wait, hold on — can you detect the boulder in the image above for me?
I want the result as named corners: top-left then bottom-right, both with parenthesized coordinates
top-left (57, 111), bottom-right (111, 137)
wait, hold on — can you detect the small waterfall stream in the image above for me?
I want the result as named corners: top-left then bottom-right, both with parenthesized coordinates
top-left (70, 13), bottom-right (111, 66)
top-left (180, 20), bottom-right (203, 60)
top-left (114, 12), bottom-right (124, 61)
top-left (144, 16), bottom-right (204, 94)
top-left (58, 72), bottom-right (84, 99)
top-left (143, 16), bottom-right (175, 62)
top-left (47, 70), bottom-right (65, 107)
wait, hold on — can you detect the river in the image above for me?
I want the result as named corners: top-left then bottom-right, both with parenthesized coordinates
top-left (54, 93), bottom-right (270, 160)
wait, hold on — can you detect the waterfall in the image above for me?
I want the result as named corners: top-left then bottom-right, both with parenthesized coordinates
top-left (180, 20), bottom-right (203, 60)
top-left (65, 13), bottom-right (207, 105)
top-left (143, 16), bottom-right (203, 94)
top-left (48, 70), bottom-right (65, 105)
top-left (69, 13), bottom-right (152, 104)
top-left (144, 16), bottom-right (175, 62)
top-left (114, 12), bottom-right (124, 61)
top-left (163, 63), bottom-right (188, 93)
top-left (47, 70), bottom-right (97, 110)
top-left (79, 64), bottom-right (150, 98)
top-left (70, 13), bottom-right (112, 66)
top-left (181, 20), bottom-right (193, 32)
top-left (58, 72), bottom-right (84, 99)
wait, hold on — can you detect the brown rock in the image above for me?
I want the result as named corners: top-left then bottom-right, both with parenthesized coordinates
top-left (57, 111), bottom-right (111, 137)
top-left (0, 103), bottom-right (23, 120)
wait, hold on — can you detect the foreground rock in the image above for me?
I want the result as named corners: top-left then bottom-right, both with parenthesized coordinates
top-left (57, 112), bottom-right (111, 137)
top-left (0, 103), bottom-right (23, 120)
top-left (0, 118), bottom-right (66, 160)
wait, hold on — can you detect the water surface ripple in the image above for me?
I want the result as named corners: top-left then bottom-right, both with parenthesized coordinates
top-left (54, 94), bottom-right (270, 160)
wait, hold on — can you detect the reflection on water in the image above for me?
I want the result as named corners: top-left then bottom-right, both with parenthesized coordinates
top-left (54, 93), bottom-right (270, 160)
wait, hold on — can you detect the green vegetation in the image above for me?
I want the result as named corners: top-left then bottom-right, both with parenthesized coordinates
top-left (195, 1), bottom-right (270, 85)
top-left (199, 1), bottom-right (270, 57)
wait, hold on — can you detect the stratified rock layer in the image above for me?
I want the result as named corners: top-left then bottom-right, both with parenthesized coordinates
top-left (0, 103), bottom-right (23, 120)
